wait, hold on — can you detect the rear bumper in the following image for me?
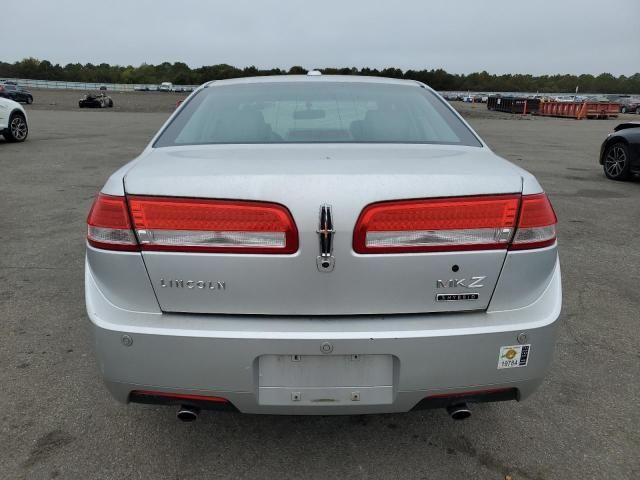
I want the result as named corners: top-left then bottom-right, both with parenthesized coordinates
top-left (86, 257), bottom-right (561, 415)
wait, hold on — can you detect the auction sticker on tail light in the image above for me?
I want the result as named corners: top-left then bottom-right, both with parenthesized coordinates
top-left (497, 345), bottom-right (531, 369)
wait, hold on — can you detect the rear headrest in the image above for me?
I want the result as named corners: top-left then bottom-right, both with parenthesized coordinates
top-left (214, 109), bottom-right (269, 142)
top-left (350, 120), bottom-right (365, 140)
top-left (361, 109), bottom-right (413, 141)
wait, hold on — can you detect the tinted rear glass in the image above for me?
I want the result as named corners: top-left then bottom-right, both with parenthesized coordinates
top-left (155, 81), bottom-right (481, 147)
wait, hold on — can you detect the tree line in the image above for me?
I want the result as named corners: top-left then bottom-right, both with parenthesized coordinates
top-left (1, 58), bottom-right (639, 94)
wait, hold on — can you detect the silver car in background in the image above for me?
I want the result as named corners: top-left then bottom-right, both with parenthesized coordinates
top-left (85, 75), bottom-right (560, 421)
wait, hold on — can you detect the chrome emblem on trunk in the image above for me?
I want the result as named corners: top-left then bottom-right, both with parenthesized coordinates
top-left (160, 279), bottom-right (226, 290)
top-left (316, 204), bottom-right (335, 272)
top-left (436, 276), bottom-right (486, 289)
top-left (436, 293), bottom-right (479, 301)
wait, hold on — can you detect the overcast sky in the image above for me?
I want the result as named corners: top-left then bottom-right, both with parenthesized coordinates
top-left (2, 0), bottom-right (639, 75)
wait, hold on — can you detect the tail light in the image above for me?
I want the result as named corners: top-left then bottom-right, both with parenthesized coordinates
top-left (354, 193), bottom-right (556, 253)
top-left (87, 194), bottom-right (298, 253)
top-left (127, 196), bottom-right (298, 254)
top-left (510, 193), bottom-right (557, 250)
top-left (87, 194), bottom-right (138, 251)
top-left (354, 194), bottom-right (521, 253)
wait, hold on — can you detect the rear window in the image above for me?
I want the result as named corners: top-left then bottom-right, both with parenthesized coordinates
top-left (154, 81), bottom-right (481, 147)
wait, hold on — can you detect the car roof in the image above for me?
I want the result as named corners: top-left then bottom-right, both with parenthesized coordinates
top-left (204, 75), bottom-right (421, 88)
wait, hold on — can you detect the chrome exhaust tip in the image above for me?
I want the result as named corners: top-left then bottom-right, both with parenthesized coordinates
top-left (177, 405), bottom-right (199, 422)
top-left (446, 403), bottom-right (472, 420)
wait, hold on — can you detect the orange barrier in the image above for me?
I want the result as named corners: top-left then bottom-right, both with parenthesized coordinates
top-left (581, 102), bottom-right (620, 119)
top-left (536, 101), bottom-right (619, 119)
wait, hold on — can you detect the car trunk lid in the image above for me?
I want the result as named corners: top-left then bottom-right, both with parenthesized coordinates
top-left (124, 144), bottom-right (524, 315)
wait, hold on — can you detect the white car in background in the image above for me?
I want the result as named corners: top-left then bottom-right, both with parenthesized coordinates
top-left (0, 96), bottom-right (28, 142)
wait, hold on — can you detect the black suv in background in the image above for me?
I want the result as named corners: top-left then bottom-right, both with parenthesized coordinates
top-left (0, 82), bottom-right (34, 104)
top-left (609, 95), bottom-right (640, 114)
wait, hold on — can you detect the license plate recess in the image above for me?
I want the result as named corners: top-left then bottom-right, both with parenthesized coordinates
top-left (258, 354), bottom-right (394, 406)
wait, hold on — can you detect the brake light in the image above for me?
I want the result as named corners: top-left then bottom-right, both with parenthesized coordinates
top-left (354, 193), bottom-right (557, 253)
top-left (127, 196), bottom-right (298, 254)
top-left (353, 194), bottom-right (521, 253)
top-left (510, 193), bottom-right (557, 250)
top-left (87, 194), bottom-right (138, 251)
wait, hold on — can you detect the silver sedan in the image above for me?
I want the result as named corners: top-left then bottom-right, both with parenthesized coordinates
top-left (85, 74), bottom-right (560, 421)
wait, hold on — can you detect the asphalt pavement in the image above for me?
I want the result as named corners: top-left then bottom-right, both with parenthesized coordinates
top-left (1, 103), bottom-right (638, 479)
